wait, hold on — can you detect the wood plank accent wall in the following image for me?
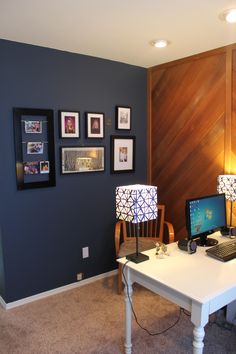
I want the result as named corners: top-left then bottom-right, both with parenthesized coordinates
top-left (148, 44), bottom-right (236, 240)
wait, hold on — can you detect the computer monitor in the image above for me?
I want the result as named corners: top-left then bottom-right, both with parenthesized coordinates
top-left (185, 193), bottom-right (226, 246)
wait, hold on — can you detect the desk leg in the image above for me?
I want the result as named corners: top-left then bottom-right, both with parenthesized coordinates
top-left (124, 277), bottom-right (133, 354)
top-left (191, 301), bottom-right (208, 354)
top-left (193, 326), bottom-right (205, 354)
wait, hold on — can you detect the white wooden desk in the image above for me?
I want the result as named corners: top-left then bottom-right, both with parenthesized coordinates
top-left (117, 232), bottom-right (236, 354)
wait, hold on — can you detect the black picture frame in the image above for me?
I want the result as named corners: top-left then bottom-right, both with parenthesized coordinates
top-left (59, 110), bottom-right (80, 138)
top-left (61, 146), bottom-right (105, 174)
top-left (85, 112), bottom-right (105, 138)
top-left (110, 135), bottom-right (135, 173)
top-left (13, 108), bottom-right (56, 190)
top-left (115, 106), bottom-right (132, 130)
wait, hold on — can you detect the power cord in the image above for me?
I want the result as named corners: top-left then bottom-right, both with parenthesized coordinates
top-left (122, 261), bottom-right (182, 336)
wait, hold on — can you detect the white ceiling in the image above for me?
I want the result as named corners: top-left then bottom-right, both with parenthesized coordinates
top-left (1, 0), bottom-right (236, 68)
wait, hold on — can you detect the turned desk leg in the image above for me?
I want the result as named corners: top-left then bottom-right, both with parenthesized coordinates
top-left (124, 275), bottom-right (133, 354)
top-left (191, 300), bottom-right (209, 354)
top-left (193, 325), bottom-right (205, 354)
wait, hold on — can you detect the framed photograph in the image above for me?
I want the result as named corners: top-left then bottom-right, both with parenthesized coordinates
top-left (86, 112), bottom-right (104, 138)
top-left (61, 146), bottom-right (105, 174)
top-left (59, 110), bottom-right (80, 138)
top-left (116, 106), bottom-right (131, 130)
top-left (13, 107), bottom-right (56, 190)
top-left (25, 120), bottom-right (42, 133)
top-left (110, 136), bottom-right (135, 173)
top-left (27, 142), bottom-right (44, 154)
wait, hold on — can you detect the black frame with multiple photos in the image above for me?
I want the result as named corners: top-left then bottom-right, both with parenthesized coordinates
top-left (13, 107), bottom-right (56, 190)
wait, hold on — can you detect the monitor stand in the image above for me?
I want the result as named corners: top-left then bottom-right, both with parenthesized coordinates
top-left (196, 235), bottom-right (218, 247)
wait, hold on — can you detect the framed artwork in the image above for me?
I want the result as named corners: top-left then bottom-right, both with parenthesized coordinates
top-left (116, 106), bottom-right (131, 130)
top-left (110, 135), bottom-right (135, 173)
top-left (61, 146), bottom-right (105, 174)
top-left (85, 112), bottom-right (104, 138)
top-left (59, 110), bottom-right (80, 138)
top-left (13, 107), bottom-right (56, 190)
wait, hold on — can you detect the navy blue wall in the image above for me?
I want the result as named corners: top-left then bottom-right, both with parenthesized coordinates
top-left (0, 39), bottom-right (147, 302)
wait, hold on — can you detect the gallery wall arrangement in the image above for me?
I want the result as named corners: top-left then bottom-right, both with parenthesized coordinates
top-left (13, 106), bottom-right (136, 181)
top-left (0, 38), bottom-right (147, 303)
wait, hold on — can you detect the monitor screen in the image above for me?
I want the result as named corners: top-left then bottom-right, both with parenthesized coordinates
top-left (185, 193), bottom-right (226, 246)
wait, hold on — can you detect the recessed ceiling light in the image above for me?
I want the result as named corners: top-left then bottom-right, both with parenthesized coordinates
top-left (220, 8), bottom-right (236, 23)
top-left (152, 39), bottom-right (169, 48)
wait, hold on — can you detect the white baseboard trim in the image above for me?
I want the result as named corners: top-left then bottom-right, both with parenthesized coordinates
top-left (1, 269), bottom-right (117, 310)
top-left (0, 295), bottom-right (6, 309)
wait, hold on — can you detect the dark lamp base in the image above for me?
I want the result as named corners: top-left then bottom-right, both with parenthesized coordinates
top-left (126, 252), bottom-right (149, 263)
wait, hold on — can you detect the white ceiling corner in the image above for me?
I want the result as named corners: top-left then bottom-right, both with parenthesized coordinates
top-left (0, 0), bottom-right (236, 67)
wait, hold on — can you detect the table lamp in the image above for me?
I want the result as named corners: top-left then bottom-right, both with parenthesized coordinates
top-left (217, 174), bottom-right (236, 227)
top-left (116, 184), bottom-right (158, 263)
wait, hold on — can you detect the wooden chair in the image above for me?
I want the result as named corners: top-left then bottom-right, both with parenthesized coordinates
top-left (114, 204), bottom-right (175, 294)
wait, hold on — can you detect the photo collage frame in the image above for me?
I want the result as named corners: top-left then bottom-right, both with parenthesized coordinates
top-left (13, 108), bottom-right (55, 190)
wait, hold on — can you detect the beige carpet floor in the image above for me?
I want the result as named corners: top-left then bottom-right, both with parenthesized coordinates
top-left (0, 275), bottom-right (236, 354)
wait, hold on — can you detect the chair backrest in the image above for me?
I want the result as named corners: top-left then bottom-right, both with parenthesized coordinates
top-left (121, 204), bottom-right (165, 243)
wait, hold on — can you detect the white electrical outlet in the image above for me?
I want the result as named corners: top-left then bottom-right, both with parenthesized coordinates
top-left (77, 273), bottom-right (83, 281)
top-left (82, 246), bottom-right (89, 258)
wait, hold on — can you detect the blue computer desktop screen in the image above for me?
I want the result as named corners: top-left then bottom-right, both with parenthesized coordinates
top-left (188, 194), bottom-right (226, 237)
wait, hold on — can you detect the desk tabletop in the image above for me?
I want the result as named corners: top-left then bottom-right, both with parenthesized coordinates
top-left (118, 232), bottom-right (236, 304)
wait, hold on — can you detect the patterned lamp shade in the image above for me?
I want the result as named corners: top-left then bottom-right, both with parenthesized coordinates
top-left (217, 175), bottom-right (236, 201)
top-left (116, 184), bottom-right (158, 223)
